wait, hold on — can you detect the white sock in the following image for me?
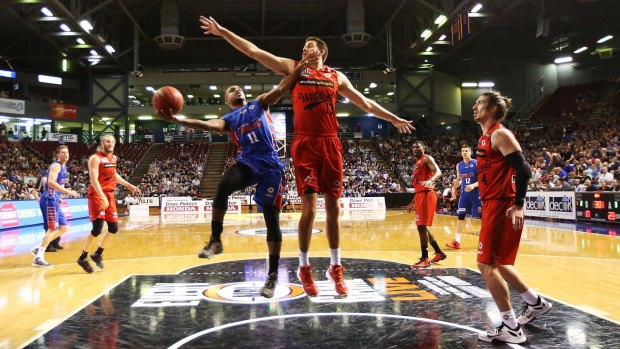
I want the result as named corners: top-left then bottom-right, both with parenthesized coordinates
top-left (330, 248), bottom-right (341, 265)
top-left (299, 251), bottom-right (310, 267)
top-left (500, 310), bottom-right (518, 329)
top-left (455, 232), bottom-right (462, 243)
top-left (520, 289), bottom-right (539, 305)
top-left (36, 246), bottom-right (45, 258)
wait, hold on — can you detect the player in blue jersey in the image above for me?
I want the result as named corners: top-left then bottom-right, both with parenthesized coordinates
top-left (32, 145), bottom-right (79, 267)
top-left (447, 144), bottom-right (482, 249)
top-left (157, 53), bottom-right (317, 297)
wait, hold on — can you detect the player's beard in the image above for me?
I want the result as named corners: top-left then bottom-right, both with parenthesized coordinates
top-left (233, 97), bottom-right (244, 106)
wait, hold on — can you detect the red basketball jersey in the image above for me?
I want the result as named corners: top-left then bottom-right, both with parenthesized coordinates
top-left (412, 154), bottom-right (434, 193)
top-left (476, 123), bottom-right (516, 200)
top-left (291, 63), bottom-right (339, 136)
top-left (88, 151), bottom-right (117, 194)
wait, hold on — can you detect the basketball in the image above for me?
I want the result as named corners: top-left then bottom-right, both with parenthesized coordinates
top-left (153, 86), bottom-right (184, 114)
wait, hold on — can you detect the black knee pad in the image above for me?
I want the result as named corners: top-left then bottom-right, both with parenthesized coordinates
top-left (107, 221), bottom-right (119, 234)
top-left (91, 219), bottom-right (105, 237)
top-left (266, 228), bottom-right (283, 242)
top-left (458, 213), bottom-right (466, 220)
top-left (262, 204), bottom-right (282, 242)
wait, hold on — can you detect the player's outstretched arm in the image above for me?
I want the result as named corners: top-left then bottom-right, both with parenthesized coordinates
top-left (157, 109), bottom-right (227, 133)
top-left (115, 173), bottom-right (140, 195)
top-left (256, 52), bottom-right (318, 108)
top-left (337, 72), bottom-right (415, 134)
top-left (199, 16), bottom-right (295, 75)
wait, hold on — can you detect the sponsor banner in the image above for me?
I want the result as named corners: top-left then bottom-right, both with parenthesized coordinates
top-left (0, 218), bottom-right (92, 255)
top-left (139, 197), bottom-right (160, 207)
top-left (230, 195), bottom-right (251, 205)
top-left (524, 191), bottom-right (575, 220)
top-left (51, 103), bottom-right (78, 119)
top-left (0, 97), bottom-right (25, 114)
top-left (164, 135), bottom-right (174, 142)
top-left (47, 132), bottom-right (78, 143)
top-left (340, 197), bottom-right (386, 212)
top-left (288, 195), bottom-right (302, 205)
top-left (0, 198), bottom-right (87, 230)
top-left (161, 199), bottom-right (205, 213)
top-left (202, 199), bottom-right (241, 214)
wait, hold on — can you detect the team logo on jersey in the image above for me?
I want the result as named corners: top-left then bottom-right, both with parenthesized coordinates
top-left (248, 104), bottom-right (255, 110)
top-left (267, 187), bottom-right (275, 193)
top-left (481, 140), bottom-right (486, 146)
top-left (323, 73), bottom-right (332, 78)
top-left (305, 176), bottom-right (314, 182)
top-left (301, 68), bottom-right (311, 76)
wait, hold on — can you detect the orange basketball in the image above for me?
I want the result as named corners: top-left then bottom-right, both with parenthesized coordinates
top-left (153, 86), bottom-right (184, 114)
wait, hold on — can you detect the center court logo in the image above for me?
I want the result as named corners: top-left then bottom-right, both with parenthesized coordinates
top-left (202, 282), bottom-right (306, 304)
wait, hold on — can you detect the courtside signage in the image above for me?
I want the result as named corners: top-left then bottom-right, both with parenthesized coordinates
top-left (524, 191), bottom-right (575, 220)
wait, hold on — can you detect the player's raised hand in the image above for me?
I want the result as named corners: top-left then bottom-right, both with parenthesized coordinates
top-left (199, 16), bottom-right (223, 36)
top-left (392, 118), bottom-right (415, 134)
top-left (156, 108), bottom-right (175, 122)
top-left (295, 51), bottom-right (319, 72)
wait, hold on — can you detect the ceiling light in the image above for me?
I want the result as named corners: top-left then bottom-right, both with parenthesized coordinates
top-left (138, 116), bottom-right (153, 120)
top-left (62, 59), bottom-right (68, 72)
top-left (462, 82), bottom-right (478, 87)
top-left (438, 34), bottom-right (446, 41)
top-left (105, 44), bottom-right (115, 54)
top-left (38, 74), bottom-right (62, 85)
top-left (214, 94), bottom-right (221, 98)
top-left (369, 82), bottom-right (377, 88)
top-left (60, 24), bottom-right (71, 32)
top-left (209, 85), bottom-right (217, 90)
top-left (40, 7), bottom-right (53, 17)
top-left (246, 94), bottom-right (252, 97)
top-left (336, 113), bottom-right (349, 117)
top-left (0, 69), bottom-right (16, 78)
top-left (573, 47), bottom-right (588, 54)
top-left (597, 35), bottom-right (613, 43)
top-left (88, 59), bottom-right (100, 65)
top-left (470, 3), bottom-right (483, 13)
top-left (387, 92), bottom-right (394, 96)
top-left (424, 59), bottom-right (429, 63)
top-left (79, 20), bottom-right (93, 33)
top-left (90, 49), bottom-right (98, 56)
top-left (554, 56), bottom-right (573, 64)
top-left (426, 46), bottom-right (433, 52)
top-left (478, 81), bottom-right (495, 87)
top-left (204, 115), bottom-right (218, 119)
top-left (76, 38), bottom-right (86, 45)
top-left (244, 85), bottom-right (251, 90)
top-left (187, 94), bottom-right (194, 99)
top-left (176, 115), bottom-right (186, 120)
top-left (434, 15), bottom-right (447, 26)
top-left (145, 86), bottom-right (155, 92)
top-left (421, 29), bottom-right (432, 38)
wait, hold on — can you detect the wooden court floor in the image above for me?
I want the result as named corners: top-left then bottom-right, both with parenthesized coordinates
top-left (0, 210), bottom-right (619, 348)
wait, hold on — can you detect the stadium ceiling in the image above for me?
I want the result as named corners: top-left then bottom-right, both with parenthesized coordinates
top-left (0, 0), bottom-right (618, 78)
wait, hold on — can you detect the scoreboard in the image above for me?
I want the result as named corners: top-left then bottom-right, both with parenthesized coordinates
top-left (576, 192), bottom-right (620, 224)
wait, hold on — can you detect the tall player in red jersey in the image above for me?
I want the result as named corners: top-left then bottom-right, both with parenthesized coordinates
top-left (200, 16), bottom-right (414, 296)
top-left (77, 135), bottom-right (140, 273)
top-left (474, 92), bottom-right (552, 344)
top-left (406, 141), bottom-right (446, 268)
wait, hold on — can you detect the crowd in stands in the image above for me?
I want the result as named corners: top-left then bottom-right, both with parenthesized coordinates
top-left (138, 142), bottom-right (207, 198)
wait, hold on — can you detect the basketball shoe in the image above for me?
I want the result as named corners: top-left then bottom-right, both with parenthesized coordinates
top-left (517, 297), bottom-right (553, 325)
top-left (77, 257), bottom-right (94, 273)
top-left (198, 239), bottom-right (223, 259)
top-left (445, 239), bottom-right (461, 249)
top-left (297, 265), bottom-right (319, 296)
top-left (430, 252), bottom-right (447, 263)
top-left (478, 323), bottom-right (526, 344)
top-left (326, 264), bottom-right (349, 295)
top-left (260, 272), bottom-right (278, 298)
top-left (32, 257), bottom-right (52, 267)
top-left (411, 258), bottom-right (431, 268)
top-left (90, 253), bottom-right (105, 270)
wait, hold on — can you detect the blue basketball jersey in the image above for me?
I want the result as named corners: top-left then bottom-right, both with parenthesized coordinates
top-left (458, 159), bottom-right (478, 188)
top-left (224, 100), bottom-right (279, 161)
top-left (41, 161), bottom-right (68, 202)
